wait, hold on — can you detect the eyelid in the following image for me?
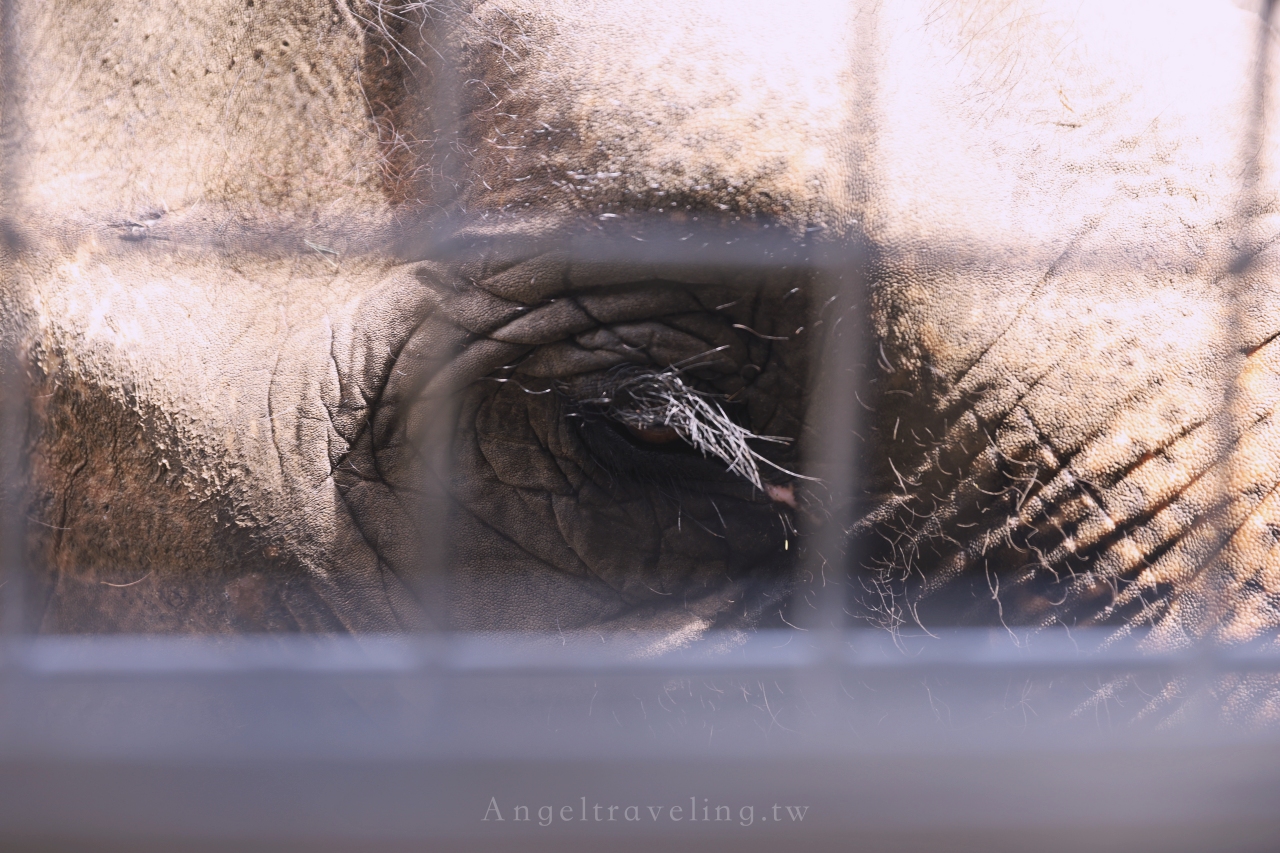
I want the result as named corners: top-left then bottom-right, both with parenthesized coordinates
top-left (625, 423), bottom-right (682, 444)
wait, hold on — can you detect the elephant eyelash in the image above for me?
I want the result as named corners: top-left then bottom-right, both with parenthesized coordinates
top-left (571, 367), bottom-right (812, 492)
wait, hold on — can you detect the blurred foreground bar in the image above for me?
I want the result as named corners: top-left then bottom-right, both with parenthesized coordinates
top-left (0, 628), bottom-right (1278, 852)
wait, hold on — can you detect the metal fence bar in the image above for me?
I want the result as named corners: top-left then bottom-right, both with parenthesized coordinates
top-left (0, 0), bottom-right (26, 640)
top-left (1219, 0), bottom-right (1278, 662)
top-left (797, 249), bottom-right (866, 638)
top-left (5, 628), bottom-right (1280, 676)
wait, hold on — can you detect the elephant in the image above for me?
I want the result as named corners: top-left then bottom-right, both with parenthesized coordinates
top-left (3, 0), bottom-right (1280, 710)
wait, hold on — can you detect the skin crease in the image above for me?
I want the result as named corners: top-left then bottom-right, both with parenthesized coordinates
top-left (3, 1), bottom-right (1280, 715)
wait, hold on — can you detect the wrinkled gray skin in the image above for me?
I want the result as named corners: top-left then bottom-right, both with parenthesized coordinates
top-left (4, 0), bottom-right (1280, 710)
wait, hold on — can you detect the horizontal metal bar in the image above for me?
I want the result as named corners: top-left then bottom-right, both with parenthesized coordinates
top-left (6, 628), bottom-right (1280, 676)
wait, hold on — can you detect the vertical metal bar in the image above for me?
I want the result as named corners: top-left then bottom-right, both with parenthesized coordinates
top-left (414, 9), bottom-right (466, 634)
top-left (1196, 0), bottom-right (1280, 712)
top-left (0, 0), bottom-right (27, 639)
top-left (365, 6), bottom-right (466, 632)
top-left (793, 246), bottom-right (866, 745)
top-left (795, 6), bottom-right (878, 744)
top-left (794, 2), bottom-right (875, 647)
top-left (796, 252), bottom-right (865, 640)
top-left (0, 333), bottom-right (23, 638)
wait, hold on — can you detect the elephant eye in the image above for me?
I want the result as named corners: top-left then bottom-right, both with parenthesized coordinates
top-left (624, 423), bottom-right (682, 444)
top-left (570, 365), bottom-right (803, 491)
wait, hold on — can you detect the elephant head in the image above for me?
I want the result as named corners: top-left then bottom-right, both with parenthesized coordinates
top-left (5, 0), bottom-right (1280, 710)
